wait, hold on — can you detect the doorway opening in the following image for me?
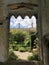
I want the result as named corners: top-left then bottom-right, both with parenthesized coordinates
top-left (9, 15), bottom-right (40, 61)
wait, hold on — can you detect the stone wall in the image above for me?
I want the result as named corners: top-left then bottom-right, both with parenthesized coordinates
top-left (38, 0), bottom-right (49, 65)
top-left (0, 0), bottom-right (49, 65)
top-left (0, 1), bottom-right (9, 62)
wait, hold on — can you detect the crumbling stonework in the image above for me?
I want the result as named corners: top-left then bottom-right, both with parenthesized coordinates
top-left (0, 0), bottom-right (49, 65)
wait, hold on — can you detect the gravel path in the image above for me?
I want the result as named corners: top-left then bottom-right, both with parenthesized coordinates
top-left (14, 51), bottom-right (32, 60)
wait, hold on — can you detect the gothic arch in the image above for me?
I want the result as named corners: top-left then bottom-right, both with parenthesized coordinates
top-left (0, 0), bottom-right (49, 65)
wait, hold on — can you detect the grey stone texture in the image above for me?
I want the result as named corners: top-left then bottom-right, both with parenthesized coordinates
top-left (0, 0), bottom-right (49, 65)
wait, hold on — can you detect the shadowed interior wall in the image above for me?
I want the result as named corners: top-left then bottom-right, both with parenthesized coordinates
top-left (0, 0), bottom-right (49, 65)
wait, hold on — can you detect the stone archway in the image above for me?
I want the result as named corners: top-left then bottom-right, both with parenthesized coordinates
top-left (0, 0), bottom-right (49, 65)
top-left (0, 0), bottom-right (42, 63)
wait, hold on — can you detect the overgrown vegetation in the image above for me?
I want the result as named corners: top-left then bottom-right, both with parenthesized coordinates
top-left (9, 29), bottom-right (37, 52)
top-left (8, 50), bottom-right (18, 61)
top-left (9, 29), bottom-right (31, 51)
top-left (28, 54), bottom-right (39, 61)
top-left (28, 51), bottom-right (39, 61)
top-left (0, 29), bottom-right (39, 63)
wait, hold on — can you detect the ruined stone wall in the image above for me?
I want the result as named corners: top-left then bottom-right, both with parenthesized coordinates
top-left (38, 0), bottom-right (49, 65)
top-left (0, 0), bottom-right (38, 62)
top-left (0, 0), bottom-right (9, 62)
top-left (0, 0), bottom-right (49, 64)
top-left (4, 0), bottom-right (38, 5)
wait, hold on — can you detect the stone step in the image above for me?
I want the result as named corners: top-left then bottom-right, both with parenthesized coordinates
top-left (0, 61), bottom-right (41, 65)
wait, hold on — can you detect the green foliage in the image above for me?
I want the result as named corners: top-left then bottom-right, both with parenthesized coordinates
top-left (9, 29), bottom-right (37, 51)
top-left (28, 54), bottom-right (39, 61)
top-left (28, 49), bottom-right (39, 61)
top-left (9, 29), bottom-right (31, 51)
top-left (9, 29), bottom-right (28, 44)
top-left (18, 47), bottom-right (26, 52)
top-left (25, 47), bottom-right (31, 52)
top-left (30, 32), bottom-right (37, 49)
top-left (29, 31), bottom-right (35, 35)
top-left (8, 51), bottom-right (18, 61)
top-left (24, 35), bottom-right (30, 46)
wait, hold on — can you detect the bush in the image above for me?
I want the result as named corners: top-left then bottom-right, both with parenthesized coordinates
top-left (24, 36), bottom-right (30, 46)
top-left (28, 54), bottom-right (39, 61)
top-left (9, 29), bottom-right (37, 51)
top-left (8, 51), bottom-right (18, 61)
top-left (18, 47), bottom-right (26, 52)
top-left (25, 47), bottom-right (31, 52)
top-left (13, 30), bottom-right (27, 43)
top-left (9, 29), bottom-right (30, 44)
top-left (9, 29), bottom-right (31, 51)
top-left (9, 41), bottom-right (19, 51)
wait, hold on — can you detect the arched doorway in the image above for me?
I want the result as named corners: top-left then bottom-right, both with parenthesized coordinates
top-left (0, 0), bottom-right (45, 65)
top-left (9, 15), bottom-right (39, 61)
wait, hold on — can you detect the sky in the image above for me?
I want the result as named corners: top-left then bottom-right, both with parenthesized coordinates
top-left (10, 15), bottom-right (36, 28)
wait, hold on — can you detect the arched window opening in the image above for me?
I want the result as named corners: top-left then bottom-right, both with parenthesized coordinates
top-left (9, 15), bottom-right (39, 61)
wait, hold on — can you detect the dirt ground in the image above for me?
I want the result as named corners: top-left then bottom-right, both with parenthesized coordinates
top-left (14, 51), bottom-right (32, 60)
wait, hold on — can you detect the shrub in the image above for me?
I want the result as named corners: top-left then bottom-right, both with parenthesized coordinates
top-left (13, 30), bottom-right (27, 43)
top-left (18, 47), bottom-right (26, 52)
top-left (24, 36), bottom-right (30, 46)
top-left (28, 54), bottom-right (39, 61)
top-left (9, 29), bottom-right (31, 51)
top-left (8, 51), bottom-right (18, 61)
top-left (25, 47), bottom-right (31, 52)
top-left (9, 43), bottom-right (17, 51)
